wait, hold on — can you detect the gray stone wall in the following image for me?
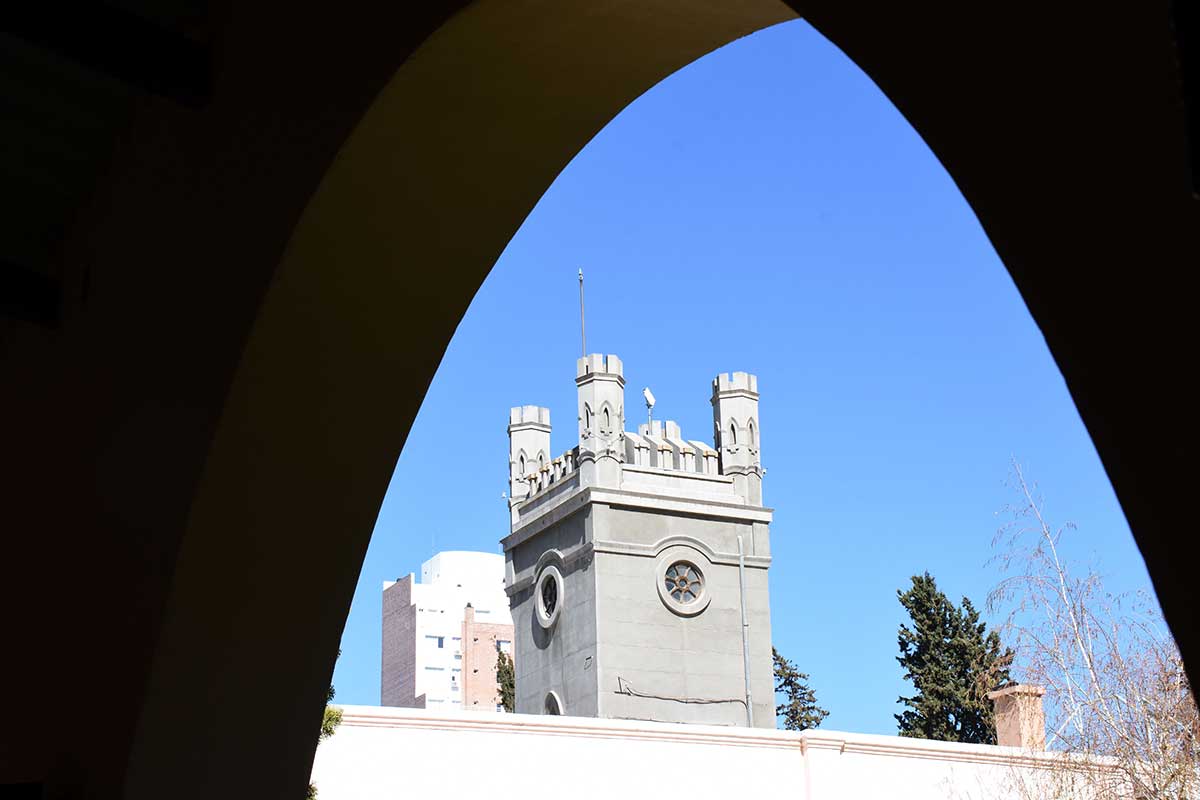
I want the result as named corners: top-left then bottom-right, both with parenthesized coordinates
top-left (591, 508), bottom-right (774, 727)
top-left (508, 511), bottom-right (599, 717)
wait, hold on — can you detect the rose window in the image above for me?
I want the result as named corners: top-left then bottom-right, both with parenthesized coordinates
top-left (664, 562), bottom-right (702, 603)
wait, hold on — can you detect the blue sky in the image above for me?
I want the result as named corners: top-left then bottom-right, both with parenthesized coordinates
top-left (332, 19), bottom-right (1155, 734)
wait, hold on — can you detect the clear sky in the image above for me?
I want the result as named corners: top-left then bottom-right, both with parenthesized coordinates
top-left (332, 18), bottom-right (1156, 734)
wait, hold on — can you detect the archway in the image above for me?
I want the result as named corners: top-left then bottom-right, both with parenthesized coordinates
top-left (1, 1), bottom-right (1188, 798)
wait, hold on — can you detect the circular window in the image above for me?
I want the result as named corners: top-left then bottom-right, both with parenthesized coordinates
top-left (665, 562), bottom-right (702, 603)
top-left (535, 565), bottom-right (564, 629)
top-left (655, 557), bottom-right (711, 617)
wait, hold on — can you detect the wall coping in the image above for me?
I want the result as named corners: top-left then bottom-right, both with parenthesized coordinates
top-left (332, 705), bottom-right (1084, 768)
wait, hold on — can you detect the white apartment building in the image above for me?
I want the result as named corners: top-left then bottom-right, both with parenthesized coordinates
top-left (381, 551), bottom-right (513, 710)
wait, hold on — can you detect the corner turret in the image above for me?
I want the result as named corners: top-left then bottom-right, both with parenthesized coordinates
top-left (508, 405), bottom-right (550, 515)
top-left (712, 372), bottom-right (763, 505)
top-left (576, 354), bottom-right (625, 487)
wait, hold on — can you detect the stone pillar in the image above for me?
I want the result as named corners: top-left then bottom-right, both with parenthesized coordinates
top-left (987, 684), bottom-right (1047, 750)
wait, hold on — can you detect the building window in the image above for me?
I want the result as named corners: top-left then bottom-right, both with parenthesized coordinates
top-left (664, 562), bottom-right (703, 603)
top-left (426, 635), bottom-right (444, 648)
top-left (656, 555), bottom-right (711, 617)
top-left (496, 640), bottom-right (512, 654)
top-left (496, 704), bottom-right (505, 712)
top-left (535, 565), bottom-right (563, 629)
top-left (425, 666), bottom-right (445, 672)
top-left (544, 691), bottom-right (563, 715)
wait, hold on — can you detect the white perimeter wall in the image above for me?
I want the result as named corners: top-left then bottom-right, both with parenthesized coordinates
top-left (311, 705), bottom-right (1076, 800)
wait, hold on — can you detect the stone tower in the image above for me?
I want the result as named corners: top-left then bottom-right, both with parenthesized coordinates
top-left (502, 354), bottom-right (774, 726)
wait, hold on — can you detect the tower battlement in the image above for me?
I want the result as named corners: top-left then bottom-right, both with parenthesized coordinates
top-left (576, 353), bottom-right (624, 380)
top-left (713, 371), bottom-right (758, 396)
top-left (509, 354), bottom-right (764, 518)
top-left (509, 405), bottom-right (551, 429)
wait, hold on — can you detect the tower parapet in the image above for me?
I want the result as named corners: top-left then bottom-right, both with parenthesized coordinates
top-left (508, 361), bottom-right (765, 530)
top-left (507, 405), bottom-right (584, 521)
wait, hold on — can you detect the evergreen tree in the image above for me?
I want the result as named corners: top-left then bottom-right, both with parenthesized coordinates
top-left (773, 647), bottom-right (829, 730)
top-left (895, 572), bottom-right (1013, 744)
top-left (496, 649), bottom-right (515, 712)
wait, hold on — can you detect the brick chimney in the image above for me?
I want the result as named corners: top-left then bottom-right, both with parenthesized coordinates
top-left (987, 684), bottom-right (1047, 750)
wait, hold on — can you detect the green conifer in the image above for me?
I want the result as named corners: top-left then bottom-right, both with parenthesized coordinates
top-left (895, 572), bottom-right (1013, 744)
top-left (496, 650), bottom-right (516, 712)
top-left (773, 647), bottom-right (829, 730)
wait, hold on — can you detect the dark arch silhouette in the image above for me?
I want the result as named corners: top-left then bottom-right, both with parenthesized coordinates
top-left (1, 2), bottom-right (1194, 798)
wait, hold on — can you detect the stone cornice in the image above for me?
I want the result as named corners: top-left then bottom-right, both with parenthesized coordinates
top-left (505, 541), bottom-right (594, 596)
top-left (504, 484), bottom-right (773, 553)
top-left (593, 536), bottom-right (771, 568)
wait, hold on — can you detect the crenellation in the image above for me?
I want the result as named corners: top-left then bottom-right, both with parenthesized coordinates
top-left (510, 405), bottom-right (551, 427)
top-left (517, 445), bottom-right (581, 498)
top-left (511, 358), bottom-right (764, 520)
top-left (624, 431), bottom-right (651, 467)
top-left (714, 371), bottom-right (758, 395)
top-left (689, 440), bottom-right (720, 476)
top-left (661, 421), bottom-right (697, 473)
top-left (637, 425), bottom-right (674, 469)
top-left (576, 353), bottom-right (624, 379)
